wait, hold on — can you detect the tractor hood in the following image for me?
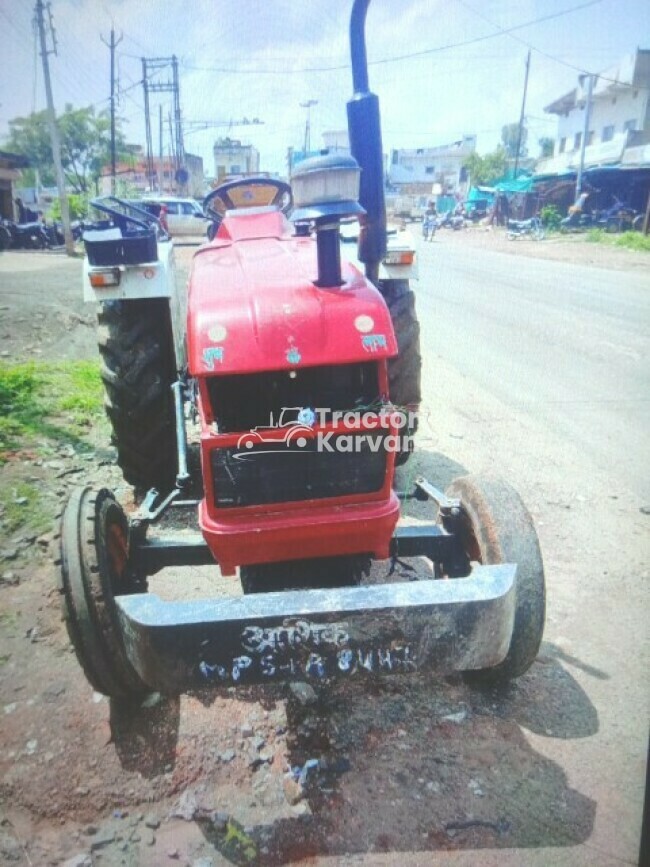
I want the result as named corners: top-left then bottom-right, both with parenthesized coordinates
top-left (187, 210), bottom-right (397, 376)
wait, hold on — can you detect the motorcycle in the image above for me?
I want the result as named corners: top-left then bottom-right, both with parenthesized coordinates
top-left (438, 208), bottom-right (464, 231)
top-left (596, 198), bottom-right (642, 233)
top-left (47, 220), bottom-right (86, 245)
top-left (0, 218), bottom-right (50, 251)
top-left (507, 215), bottom-right (545, 241)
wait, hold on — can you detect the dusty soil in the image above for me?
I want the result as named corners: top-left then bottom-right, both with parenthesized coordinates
top-left (426, 222), bottom-right (650, 273)
top-left (0, 241), bottom-right (647, 866)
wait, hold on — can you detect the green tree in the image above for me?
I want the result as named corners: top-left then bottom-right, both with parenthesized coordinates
top-left (49, 193), bottom-right (90, 221)
top-left (538, 137), bottom-right (555, 158)
top-left (463, 147), bottom-right (508, 186)
top-left (501, 122), bottom-right (528, 158)
top-left (4, 110), bottom-right (55, 186)
top-left (4, 105), bottom-right (125, 193)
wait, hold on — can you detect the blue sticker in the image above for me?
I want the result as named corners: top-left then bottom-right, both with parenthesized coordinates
top-left (203, 346), bottom-right (224, 370)
top-left (286, 347), bottom-right (302, 364)
top-left (297, 407), bottom-right (316, 426)
top-left (362, 334), bottom-right (387, 353)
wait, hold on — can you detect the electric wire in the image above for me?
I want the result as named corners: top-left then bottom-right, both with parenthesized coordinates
top-left (180, 0), bottom-right (605, 75)
top-left (457, 0), bottom-right (650, 92)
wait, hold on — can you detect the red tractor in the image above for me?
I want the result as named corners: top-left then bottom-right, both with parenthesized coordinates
top-left (60, 0), bottom-right (544, 698)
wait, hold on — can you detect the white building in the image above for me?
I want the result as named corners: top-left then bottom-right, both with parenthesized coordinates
top-left (213, 138), bottom-right (260, 182)
top-left (539, 48), bottom-right (650, 173)
top-left (387, 136), bottom-right (477, 192)
top-left (322, 130), bottom-right (351, 155)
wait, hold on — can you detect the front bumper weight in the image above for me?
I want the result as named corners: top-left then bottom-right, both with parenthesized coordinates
top-left (115, 564), bottom-right (516, 691)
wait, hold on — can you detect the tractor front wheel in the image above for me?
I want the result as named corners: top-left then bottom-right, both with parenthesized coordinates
top-left (59, 487), bottom-right (148, 698)
top-left (98, 299), bottom-right (177, 491)
top-left (443, 474), bottom-right (545, 684)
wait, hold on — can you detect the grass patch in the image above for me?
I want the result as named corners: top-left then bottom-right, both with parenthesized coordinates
top-left (0, 611), bottom-right (19, 627)
top-left (586, 228), bottom-right (606, 243)
top-left (0, 359), bottom-right (104, 458)
top-left (586, 228), bottom-right (650, 252)
top-left (614, 231), bottom-right (650, 252)
top-left (0, 481), bottom-right (50, 535)
top-left (53, 360), bottom-right (104, 422)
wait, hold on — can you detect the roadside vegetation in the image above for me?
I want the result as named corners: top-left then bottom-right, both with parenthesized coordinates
top-left (0, 359), bottom-right (104, 459)
top-left (540, 204), bottom-right (562, 231)
top-left (0, 360), bottom-right (104, 537)
top-left (586, 228), bottom-right (650, 252)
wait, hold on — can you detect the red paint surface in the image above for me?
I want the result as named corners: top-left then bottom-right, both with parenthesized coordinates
top-left (187, 207), bottom-right (401, 573)
top-left (187, 209), bottom-right (397, 376)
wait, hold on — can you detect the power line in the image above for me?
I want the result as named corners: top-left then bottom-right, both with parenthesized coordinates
top-left (457, 0), bottom-right (650, 92)
top-left (0, 6), bottom-right (33, 45)
top-left (180, 0), bottom-right (604, 75)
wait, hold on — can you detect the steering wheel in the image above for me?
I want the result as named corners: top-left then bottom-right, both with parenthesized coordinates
top-left (203, 177), bottom-right (293, 228)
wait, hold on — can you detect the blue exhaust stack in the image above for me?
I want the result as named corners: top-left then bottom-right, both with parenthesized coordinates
top-left (347, 0), bottom-right (387, 283)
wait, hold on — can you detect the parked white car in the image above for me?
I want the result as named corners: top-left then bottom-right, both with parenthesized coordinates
top-left (140, 196), bottom-right (210, 237)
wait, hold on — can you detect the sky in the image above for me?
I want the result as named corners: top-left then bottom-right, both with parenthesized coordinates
top-left (1, 0), bottom-right (649, 179)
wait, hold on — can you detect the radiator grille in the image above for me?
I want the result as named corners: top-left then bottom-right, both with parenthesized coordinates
top-left (207, 363), bottom-right (379, 433)
top-left (211, 435), bottom-right (387, 508)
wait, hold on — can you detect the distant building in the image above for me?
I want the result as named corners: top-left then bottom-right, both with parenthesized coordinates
top-left (213, 138), bottom-right (260, 182)
top-left (0, 151), bottom-right (30, 219)
top-left (388, 136), bottom-right (477, 193)
top-left (539, 48), bottom-right (650, 173)
top-left (322, 130), bottom-right (351, 155)
top-left (100, 151), bottom-right (204, 197)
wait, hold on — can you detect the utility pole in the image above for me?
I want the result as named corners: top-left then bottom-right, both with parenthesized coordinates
top-left (142, 57), bottom-right (183, 190)
top-left (575, 73), bottom-right (594, 199)
top-left (101, 27), bottom-right (122, 195)
top-left (34, 0), bottom-right (74, 255)
top-left (159, 105), bottom-right (163, 193)
top-left (168, 112), bottom-right (176, 188)
top-left (172, 56), bottom-right (184, 170)
top-left (514, 50), bottom-right (531, 179)
top-left (300, 99), bottom-right (317, 155)
top-left (141, 58), bottom-right (154, 191)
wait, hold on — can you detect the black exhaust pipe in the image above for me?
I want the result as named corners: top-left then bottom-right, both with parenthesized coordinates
top-left (347, 0), bottom-right (387, 284)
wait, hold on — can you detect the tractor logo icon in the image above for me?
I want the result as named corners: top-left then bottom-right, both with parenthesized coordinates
top-left (235, 407), bottom-right (314, 453)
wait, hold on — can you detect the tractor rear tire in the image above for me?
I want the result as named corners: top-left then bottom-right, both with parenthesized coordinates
top-left (97, 299), bottom-right (177, 491)
top-left (443, 474), bottom-right (545, 684)
top-left (240, 555), bottom-right (370, 595)
top-left (59, 486), bottom-right (148, 698)
top-left (383, 280), bottom-right (422, 409)
top-left (380, 280), bottom-right (422, 465)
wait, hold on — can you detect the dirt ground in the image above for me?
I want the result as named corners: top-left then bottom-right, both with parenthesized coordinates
top-left (0, 237), bottom-right (648, 866)
top-left (422, 221), bottom-right (650, 272)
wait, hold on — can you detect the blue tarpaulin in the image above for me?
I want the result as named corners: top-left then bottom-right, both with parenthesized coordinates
top-left (492, 175), bottom-right (534, 193)
top-left (466, 186), bottom-right (495, 204)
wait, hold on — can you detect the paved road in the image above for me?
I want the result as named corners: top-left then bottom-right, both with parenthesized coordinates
top-left (410, 235), bottom-right (649, 866)
top-left (415, 237), bottom-right (650, 500)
